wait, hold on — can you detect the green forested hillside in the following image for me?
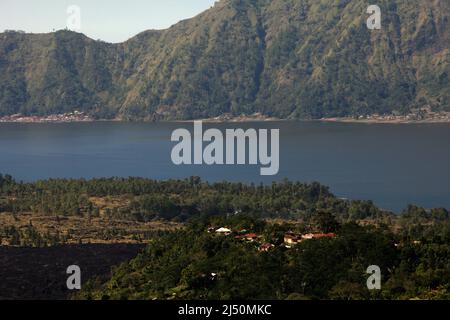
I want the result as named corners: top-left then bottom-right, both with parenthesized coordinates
top-left (77, 214), bottom-right (449, 300)
top-left (0, 0), bottom-right (449, 120)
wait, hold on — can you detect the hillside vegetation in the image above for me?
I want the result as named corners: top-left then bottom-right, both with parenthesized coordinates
top-left (0, 0), bottom-right (449, 120)
top-left (1, 174), bottom-right (448, 300)
top-left (77, 214), bottom-right (449, 300)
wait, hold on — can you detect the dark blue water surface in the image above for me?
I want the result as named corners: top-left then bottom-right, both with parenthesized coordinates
top-left (0, 121), bottom-right (449, 212)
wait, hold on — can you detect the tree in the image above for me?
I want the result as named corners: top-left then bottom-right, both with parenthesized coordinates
top-left (313, 211), bottom-right (340, 233)
top-left (328, 281), bottom-right (368, 300)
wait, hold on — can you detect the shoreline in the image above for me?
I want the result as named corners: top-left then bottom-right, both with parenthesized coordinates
top-left (1, 119), bottom-right (449, 124)
top-left (316, 117), bottom-right (450, 124)
top-left (0, 114), bottom-right (449, 124)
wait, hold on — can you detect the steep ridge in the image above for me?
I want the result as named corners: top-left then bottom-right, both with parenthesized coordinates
top-left (0, 0), bottom-right (448, 120)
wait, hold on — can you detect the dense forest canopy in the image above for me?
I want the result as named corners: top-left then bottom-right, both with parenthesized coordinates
top-left (0, 173), bottom-right (439, 222)
top-left (0, 0), bottom-right (449, 120)
top-left (0, 173), bottom-right (448, 235)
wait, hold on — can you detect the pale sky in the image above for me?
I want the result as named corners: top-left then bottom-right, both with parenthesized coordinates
top-left (0, 0), bottom-right (218, 43)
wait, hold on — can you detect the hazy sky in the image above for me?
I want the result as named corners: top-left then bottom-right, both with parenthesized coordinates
top-left (0, 0), bottom-right (217, 43)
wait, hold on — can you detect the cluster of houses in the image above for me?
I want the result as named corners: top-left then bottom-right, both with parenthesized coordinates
top-left (209, 227), bottom-right (336, 251)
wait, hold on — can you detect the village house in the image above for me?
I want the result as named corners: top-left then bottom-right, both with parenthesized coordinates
top-left (284, 233), bottom-right (301, 247)
top-left (235, 233), bottom-right (259, 242)
top-left (259, 243), bottom-right (275, 252)
top-left (301, 233), bottom-right (336, 240)
top-left (215, 227), bottom-right (232, 236)
top-left (284, 232), bottom-right (337, 247)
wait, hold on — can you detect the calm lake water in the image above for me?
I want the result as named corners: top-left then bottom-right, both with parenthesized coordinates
top-left (0, 121), bottom-right (449, 212)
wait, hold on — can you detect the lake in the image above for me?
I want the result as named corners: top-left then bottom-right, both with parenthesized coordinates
top-left (0, 121), bottom-right (449, 212)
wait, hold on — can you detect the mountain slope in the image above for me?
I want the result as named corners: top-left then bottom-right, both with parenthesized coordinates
top-left (0, 0), bottom-right (449, 120)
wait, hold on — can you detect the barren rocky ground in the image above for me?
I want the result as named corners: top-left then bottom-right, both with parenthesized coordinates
top-left (0, 244), bottom-right (145, 300)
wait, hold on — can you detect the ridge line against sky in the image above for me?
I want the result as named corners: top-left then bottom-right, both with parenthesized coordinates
top-left (0, 0), bottom-right (217, 43)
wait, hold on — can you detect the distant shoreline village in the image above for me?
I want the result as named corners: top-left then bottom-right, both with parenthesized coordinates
top-left (0, 108), bottom-right (448, 124)
top-left (320, 107), bottom-right (450, 124)
top-left (0, 111), bottom-right (93, 123)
